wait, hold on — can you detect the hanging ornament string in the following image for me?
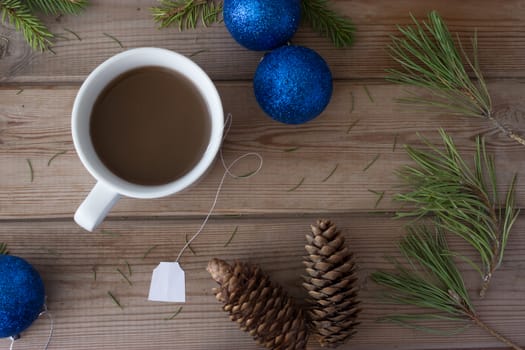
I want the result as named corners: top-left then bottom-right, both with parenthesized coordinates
top-left (8, 304), bottom-right (54, 350)
top-left (175, 114), bottom-right (263, 263)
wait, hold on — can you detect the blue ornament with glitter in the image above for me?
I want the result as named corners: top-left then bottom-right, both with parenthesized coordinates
top-left (0, 255), bottom-right (45, 338)
top-left (253, 45), bottom-right (333, 124)
top-left (223, 0), bottom-right (301, 51)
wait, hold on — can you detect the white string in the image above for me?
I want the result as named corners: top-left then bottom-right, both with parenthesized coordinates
top-left (7, 304), bottom-right (54, 350)
top-left (175, 114), bottom-right (263, 263)
top-left (39, 305), bottom-right (54, 350)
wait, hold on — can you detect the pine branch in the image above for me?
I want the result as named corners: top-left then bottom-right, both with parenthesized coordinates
top-left (26, 0), bottom-right (88, 15)
top-left (0, 0), bottom-right (52, 50)
top-left (0, 242), bottom-right (8, 255)
top-left (395, 129), bottom-right (519, 296)
top-left (301, 0), bottom-right (355, 48)
top-left (387, 11), bottom-right (525, 146)
top-left (371, 226), bottom-right (523, 350)
top-left (151, 0), bottom-right (223, 30)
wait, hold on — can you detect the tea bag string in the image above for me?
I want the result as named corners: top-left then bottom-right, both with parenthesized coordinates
top-left (175, 114), bottom-right (263, 263)
top-left (8, 304), bottom-right (54, 350)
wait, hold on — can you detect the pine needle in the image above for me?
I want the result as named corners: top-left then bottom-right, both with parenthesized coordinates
top-left (125, 260), bottom-right (132, 276)
top-left (16, 88), bottom-right (23, 95)
top-left (26, 158), bottom-right (34, 182)
top-left (47, 150), bottom-right (67, 166)
top-left (63, 27), bottom-right (81, 40)
top-left (321, 163), bottom-right (339, 182)
top-left (100, 229), bottom-right (120, 237)
top-left (363, 85), bottom-right (374, 103)
top-left (363, 154), bottom-right (380, 172)
top-left (301, 0), bottom-right (355, 48)
top-left (165, 306), bottom-right (183, 320)
top-left (395, 130), bottom-right (519, 296)
top-left (284, 146), bottom-right (301, 152)
top-left (392, 133), bottom-right (399, 152)
top-left (151, 0), bottom-right (223, 30)
top-left (142, 245), bottom-right (158, 259)
top-left (346, 119), bottom-right (360, 134)
top-left (0, 242), bottom-right (8, 255)
top-left (103, 32), bottom-right (124, 48)
top-left (287, 177), bottom-right (305, 192)
top-left (224, 226), bottom-right (238, 247)
top-left (116, 268), bottom-right (132, 286)
top-left (91, 265), bottom-right (97, 281)
top-left (107, 291), bottom-right (123, 310)
top-left (188, 48), bottom-right (207, 57)
top-left (185, 234), bottom-right (196, 255)
top-left (368, 189), bottom-right (385, 208)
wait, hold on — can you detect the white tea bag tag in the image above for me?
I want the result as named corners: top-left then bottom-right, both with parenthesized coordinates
top-left (148, 262), bottom-right (186, 303)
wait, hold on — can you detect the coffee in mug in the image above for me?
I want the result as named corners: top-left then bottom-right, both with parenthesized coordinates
top-left (90, 66), bottom-right (211, 186)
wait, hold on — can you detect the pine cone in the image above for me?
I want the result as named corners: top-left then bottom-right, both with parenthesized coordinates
top-left (207, 258), bottom-right (308, 350)
top-left (303, 219), bottom-right (361, 347)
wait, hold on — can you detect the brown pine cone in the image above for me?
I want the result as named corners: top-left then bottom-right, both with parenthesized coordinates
top-left (207, 258), bottom-right (308, 350)
top-left (303, 219), bottom-right (361, 348)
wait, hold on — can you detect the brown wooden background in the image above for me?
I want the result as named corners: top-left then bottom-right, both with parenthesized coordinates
top-left (1, 1), bottom-right (525, 349)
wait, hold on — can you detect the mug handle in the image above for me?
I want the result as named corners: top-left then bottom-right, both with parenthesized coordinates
top-left (74, 182), bottom-right (121, 232)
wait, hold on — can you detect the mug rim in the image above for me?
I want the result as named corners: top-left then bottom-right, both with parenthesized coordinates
top-left (72, 47), bottom-right (224, 199)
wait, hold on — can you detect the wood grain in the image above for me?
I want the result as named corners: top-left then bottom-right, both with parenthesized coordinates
top-left (0, 0), bottom-right (525, 83)
top-left (1, 1), bottom-right (525, 349)
top-left (1, 215), bottom-right (525, 350)
top-left (1, 81), bottom-right (524, 219)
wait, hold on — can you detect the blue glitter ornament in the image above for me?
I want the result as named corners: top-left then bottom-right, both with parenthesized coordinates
top-left (0, 255), bottom-right (45, 338)
top-left (253, 45), bottom-right (333, 124)
top-left (223, 0), bottom-right (301, 51)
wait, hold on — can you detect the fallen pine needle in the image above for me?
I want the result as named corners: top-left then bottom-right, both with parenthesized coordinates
top-left (392, 133), bottom-right (399, 152)
top-left (224, 226), bottom-right (239, 247)
top-left (288, 177), bottom-right (305, 192)
top-left (368, 189), bottom-right (385, 208)
top-left (322, 163), bottom-right (339, 182)
top-left (284, 146), bottom-right (301, 152)
top-left (125, 260), bottom-right (132, 276)
top-left (48, 150), bottom-right (67, 166)
top-left (364, 85), bottom-right (374, 103)
top-left (107, 291), bottom-right (123, 310)
top-left (103, 32), bottom-right (124, 48)
top-left (363, 154), bottom-right (380, 172)
top-left (63, 27), bottom-right (81, 40)
top-left (117, 268), bottom-right (132, 286)
top-left (26, 159), bottom-right (34, 182)
top-left (165, 307), bottom-right (183, 320)
top-left (346, 119), bottom-right (360, 134)
top-left (142, 245), bottom-right (158, 259)
top-left (185, 234), bottom-right (196, 255)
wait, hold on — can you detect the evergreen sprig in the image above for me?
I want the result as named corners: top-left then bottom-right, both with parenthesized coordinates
top-left (151, 0), bottom-right (223, 30)
top-left (151, 0), bottom-right (355, 48)
top-left (371, 226), bottom-right (523, 349)
top-left (0, 242), bottom-right (8, 255)
top-left (26, 0), bottom-right (87, 15)
top-left (0, 0), bottom-right (52, 50)
top-left (0, 0), bottom-right (87, 51)
top-left (396, 130), bottom-right (519, 296)
top-left (388, 11), bottom-right (525, 146)
top-left (301, 0), bottom-right (355, 48)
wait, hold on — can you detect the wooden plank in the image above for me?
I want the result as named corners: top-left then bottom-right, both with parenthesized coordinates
top-left (0, 0), bottom-right (524, 83)
top-left (1, 80), bottom-right (524, 219)
top-left (0, 215), bottom-right (524, 349)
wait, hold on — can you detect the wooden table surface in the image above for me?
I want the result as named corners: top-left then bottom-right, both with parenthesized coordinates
top-left (1, 1), bottom-right (525, 349)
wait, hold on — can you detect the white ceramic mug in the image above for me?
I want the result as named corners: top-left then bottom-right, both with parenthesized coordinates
top-left (72, 48), bottom-right (223, 232)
